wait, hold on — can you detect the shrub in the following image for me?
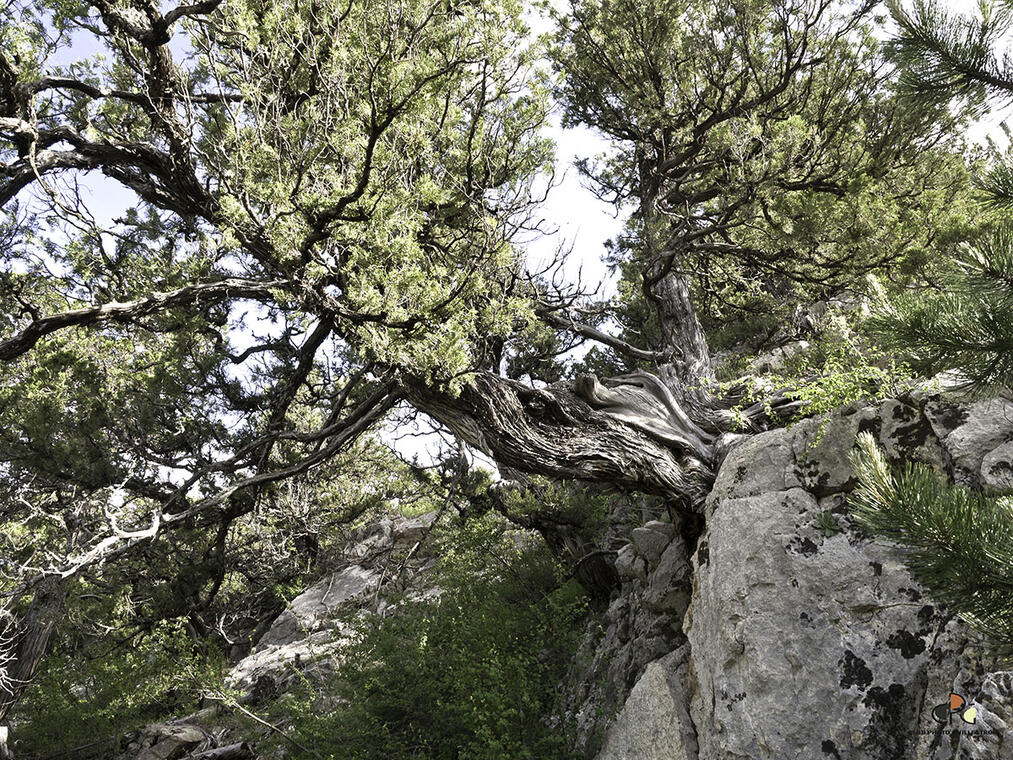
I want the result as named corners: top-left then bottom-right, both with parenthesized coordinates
top-left (272, 515), bottom-right (587, 760)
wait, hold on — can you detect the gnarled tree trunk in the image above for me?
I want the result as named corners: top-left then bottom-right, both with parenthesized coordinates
top-left (407, 370), bottom-right (722, 510)
top-left (0, 581), bottom-right (64, 756)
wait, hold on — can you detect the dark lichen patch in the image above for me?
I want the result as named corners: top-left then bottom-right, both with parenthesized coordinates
top-left (869, 561), bottom-right (882, 577)
top-left (892, 419), bottom-right (935, 452)
top-left (898, 587), bottom-right (922, 602)
top-left (696, 538), bottom-right (709, 567)
top-left (722, 691), bottom-right (746, 711)
top-left (821, 739), bottom-right (843, 758)
top-left (987, 456), bottom-right (1013, 480)
top-left (839, 650), bottom-right (874, 690)
top-left (863, 683), bottom-right (911, 760)
top-left (857, 415), bottom-right (882, 440)
top-left (798, 458), bottom-right (854, 497)
top-left (929, 647), bottom-right (949, 665)
top-left (885, 629), bottom-right (926, 659)
top-left (927, 399), bottom-right (969, 433)
top-left (917, 605), bottom-right (935, 625)
top-left (788, 536), bottom-right (819, 557)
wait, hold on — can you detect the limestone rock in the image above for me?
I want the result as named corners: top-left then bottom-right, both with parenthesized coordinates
top-left (688, 401), bottom-right (1006, 760)
top-left (981, 441), bottom-right (1013, 491)
top-left (929, 396), bottom-right (1013, 484)
top-left (227, 630), bottom-right (345, 692)
top-left (259, 565), bottom-right (379, 648)
top-left (631, 521), bottom-right (674, 566)
top-left (135, 724), bottom-right (206, 760)
top-left (750, 340), bottom-right (810, 374)
top-left (590, 394), bottom-right (1013, 760)
top-left (597, 647), bottom-right (697, 760)
top-left (946, 671), bottom-right (1013, 759)
top-left (615, 543), bottom-right (647, 582)
top-left (228, 512), bottom-right (438, 694)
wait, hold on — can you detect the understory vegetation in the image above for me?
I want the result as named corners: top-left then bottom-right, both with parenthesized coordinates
top-left (6, 0), bottom-right (1013, 756)
top-left (267, 518), bottom-right (587, 760)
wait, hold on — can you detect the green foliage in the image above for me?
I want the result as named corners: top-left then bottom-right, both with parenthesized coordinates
top-left (780, 326), bottom-right (910, 423)
top-left (814, 510), bottom-right (841, 538)
top-left (851, 432), bottom-right (1013, 655)
top-left (494, 478), bottom-right (613, 541)
top-left (14, 620), bottom-right (227, 754)
top-left (887, 0), bottom-right (1012, 113)
top-left (869, 224), bottom-right (1013, 391)
top-left (865, 2), bottom-right (1013, 391)
top-left (551, 0), bottom-right (980, 352)
top-left (727, 311), bottom-right (913, 434)
top-left (262, 515), bottom-right (586, 760)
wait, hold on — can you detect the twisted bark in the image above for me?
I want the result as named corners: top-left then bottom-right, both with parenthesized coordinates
top-left (408, 371), bottom-right (717, 509)
top-left (0, 582), bottom-right (63, 723)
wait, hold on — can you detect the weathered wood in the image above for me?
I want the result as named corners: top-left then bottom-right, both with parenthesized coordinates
top-left (654, 271), bottom-right (714, 391)
top-left (408, 371), bottom-right (715, 508)
top-left (0, 583), bottom-right (63, 722)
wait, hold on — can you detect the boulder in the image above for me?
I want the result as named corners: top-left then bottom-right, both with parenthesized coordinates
top-left (228, 511), bottom-right (438, 693)
top-left (631, 521), bottom-right (675, 567)
top-left (597, 647), bottom-right (697, 760)
top-left (589, 392), bottom-right (1013, 760)
top-left (135, 724), bottom-right (206, 760)
top-left (258, 565), bottom-right (380, 648)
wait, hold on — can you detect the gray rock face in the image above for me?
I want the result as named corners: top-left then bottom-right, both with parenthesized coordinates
top-left (258, 564), bottom-right (380, 648)
top-left (588, 392), bottom-right (1013, 760)
top-left (597, 647), bottom-right (697, 760)
top-left (565, 515), bottom-right (692, 756)
top-left (227, 512), bottom-right (437, 693)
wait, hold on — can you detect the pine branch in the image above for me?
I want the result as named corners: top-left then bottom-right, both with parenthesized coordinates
top-left (868, 225), bottom-right (1013, 390)
top-left (977, 151), bottom-right (1013, 209)
top-left (887, 0), bottom-right (1013, 108)
top-left (851, 432), bottom-right (1013, 653)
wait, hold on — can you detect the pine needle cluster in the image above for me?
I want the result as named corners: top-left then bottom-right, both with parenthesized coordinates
top-left (869, 225), bottom-right (1013, 390)
top-left (851, 432), bottom-right (1013, 654)
top-left (888, 0), bottom-right (1013, 208)
top-left (888, 0), bottom-right (1013, 109)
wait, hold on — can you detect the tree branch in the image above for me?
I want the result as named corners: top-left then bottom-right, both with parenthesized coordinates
top-left (0, 278), bottom-right (292, 361)
top-left (406, 371), bottom-right (715, 508)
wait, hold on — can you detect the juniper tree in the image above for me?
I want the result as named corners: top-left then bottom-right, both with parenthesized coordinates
top-left (0, 0), bottom-right (981, 737)
top-left (550, 0), bottom-right (979, 387)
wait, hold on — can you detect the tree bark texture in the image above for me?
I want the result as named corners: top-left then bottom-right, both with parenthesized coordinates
top-left (0, 582), bottom-right (63, 723)
top-left (408, 371), bottom-right (716, 508)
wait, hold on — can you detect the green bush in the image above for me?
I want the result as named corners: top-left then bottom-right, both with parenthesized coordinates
top-left (14, 620), bottom-right (227, 756)
top-left (272, 516), bottom-right (587, 760)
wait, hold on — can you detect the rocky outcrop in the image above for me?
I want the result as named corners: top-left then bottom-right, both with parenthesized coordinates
top-left (105, 391), bottom-right (1013, 760)
top-left (228, 512), bottom-right (437, 695)
top-left (113, 512), bottom-right (439, 760)
top-left (563, 517), bottom-right (694, 755)
top-left (585, 391), bottom-right (1013, 760)
top-left (596, 646), bottom-right (697, 760)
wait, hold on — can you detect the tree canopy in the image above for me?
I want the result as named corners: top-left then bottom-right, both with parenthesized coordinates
top-left (0, 0), bottom-right (997, 747)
